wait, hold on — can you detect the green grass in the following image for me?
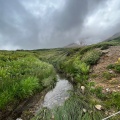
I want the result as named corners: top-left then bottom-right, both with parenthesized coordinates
top-left (81, 50), bottom-right (102, 65)
top-left (107, 58), bottom-right (120, 73)
top-left (90, 87), bottom-right (106, 100)
top-left (0, 52), bottom-right (56, 109)
top-left (105, 92), bottom-right (120, 110)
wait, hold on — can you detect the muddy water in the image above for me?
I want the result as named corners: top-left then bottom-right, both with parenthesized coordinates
top-left (42, 75), bottom-right (73, 109)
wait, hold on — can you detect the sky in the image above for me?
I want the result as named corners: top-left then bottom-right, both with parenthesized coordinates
top-left (0, 0), bottom-right (120, 50)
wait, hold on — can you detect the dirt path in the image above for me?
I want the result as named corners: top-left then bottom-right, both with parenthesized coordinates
top-left (89, 46), bottom-right (120, 92)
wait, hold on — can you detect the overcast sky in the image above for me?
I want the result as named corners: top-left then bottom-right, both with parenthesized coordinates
top-left (0, 0), bottom-right (120, 50)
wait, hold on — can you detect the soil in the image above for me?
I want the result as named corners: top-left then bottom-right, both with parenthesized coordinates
top-left (89, 46), bottom-right (120, 93)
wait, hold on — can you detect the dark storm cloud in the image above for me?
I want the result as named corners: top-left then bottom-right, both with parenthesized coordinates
top-left (54, 0), bottom-right (88, 31)
top-left (0, 0), bottom-right (41, 49)
top-left (0, 0), bottom-right (120, 49)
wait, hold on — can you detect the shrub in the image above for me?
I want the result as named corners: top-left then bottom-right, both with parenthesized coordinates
top-left (81, 50), bottom-right (102, 65)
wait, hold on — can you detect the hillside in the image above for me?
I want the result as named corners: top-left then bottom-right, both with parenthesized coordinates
top-left (106, 32), bottom-right (120, 41)
top-left (0, 38), bottom-right (120, 120)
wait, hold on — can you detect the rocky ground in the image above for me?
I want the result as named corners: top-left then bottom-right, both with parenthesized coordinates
top-left (90, 46), bottom-right (120, 93)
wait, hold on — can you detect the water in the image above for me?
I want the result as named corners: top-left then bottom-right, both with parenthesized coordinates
top-left (42, 75), bottom-right (73, 109)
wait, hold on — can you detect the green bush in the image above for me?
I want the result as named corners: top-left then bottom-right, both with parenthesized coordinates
top-left (81, 50), bottom-right (102, 65)
top-left (59, 57), bottom-right (89, 83)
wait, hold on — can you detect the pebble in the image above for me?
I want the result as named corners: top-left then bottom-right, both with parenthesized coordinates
top-left (102, 50), bottom-right (109, 54)
top-left (83, 108), bottom-right (87, 113)
top-left (112, 90), bottom-right (117, 92)
top-left (51, 114), bottom-right (54, 119)
top-left (95, 105), bottom-right (102, 110)
top-left (106, 88), bottom-right (110, 93)
top-left (16, 118), bottom-right (22, 120)
top-left (118, 85), bottom-right (120, 88)
top-left (108, 70), bottom-right (114, 74)
top-left (81, 86), bottom-right (85, 94)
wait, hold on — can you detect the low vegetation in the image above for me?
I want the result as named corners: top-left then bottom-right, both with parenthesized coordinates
top-left (107, 57), bottom-right (120, 73)
top-left (0, 51), bottom-right (56, 109)
top-left (0, 38), bottom-right (120, 119)
top-left (81, 50), bottom-right (102, 65)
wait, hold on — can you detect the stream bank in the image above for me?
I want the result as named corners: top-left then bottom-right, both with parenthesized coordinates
top-left (2, 74), bottom-right (73, 120)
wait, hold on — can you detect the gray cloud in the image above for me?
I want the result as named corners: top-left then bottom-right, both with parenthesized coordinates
top-left (54, 0), bottom-right (88, 31)
top-left (0, 0), bottom-right (120, 49)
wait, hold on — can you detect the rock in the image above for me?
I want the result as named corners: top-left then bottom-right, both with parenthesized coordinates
top-left (81, 86), bottom-right (85, 94)
top-left (106, 53), bottom-right (112, 57)
top-left (95, 105), bottom-right (102, 110)
top-left (105, 111), bottom-right (109, 115)
top-left (106, 88), bottom-right (111, 93)
top-left (112, 90), bottom-right (117, 92)
top-left (65, 97), bottom-right (69, 100)
top-left (102, 50), bottom-right (109, 54)
top-left (118, 85), bottom-right (120, 88)
top-left (71, 77), bottom-right (74, 82)
top-left (51, 114), bottom-right (54, 119)
top-left (16, 118), bottom-right (22, 120)
top-left (108, 70), bottom-right (114, 74)
top-left (83, 108), bottom-right (87, 113)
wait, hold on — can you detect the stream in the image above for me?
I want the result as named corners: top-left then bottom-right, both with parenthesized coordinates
top-left (42, 75), bottom-right (73, 109)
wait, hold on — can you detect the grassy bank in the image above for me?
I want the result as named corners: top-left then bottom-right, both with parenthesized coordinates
top-left (0, 51), bottom-right (56, 109)
top-left (32, 39), bottom-right (120, 120)
top-left (0, 38), bottom-right (120, 119)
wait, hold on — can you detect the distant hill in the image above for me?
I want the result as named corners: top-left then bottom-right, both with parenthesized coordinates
top-left (106, 32), bottom-right (120, 41)
top-left (64, 43), bottom-right (81, 48)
